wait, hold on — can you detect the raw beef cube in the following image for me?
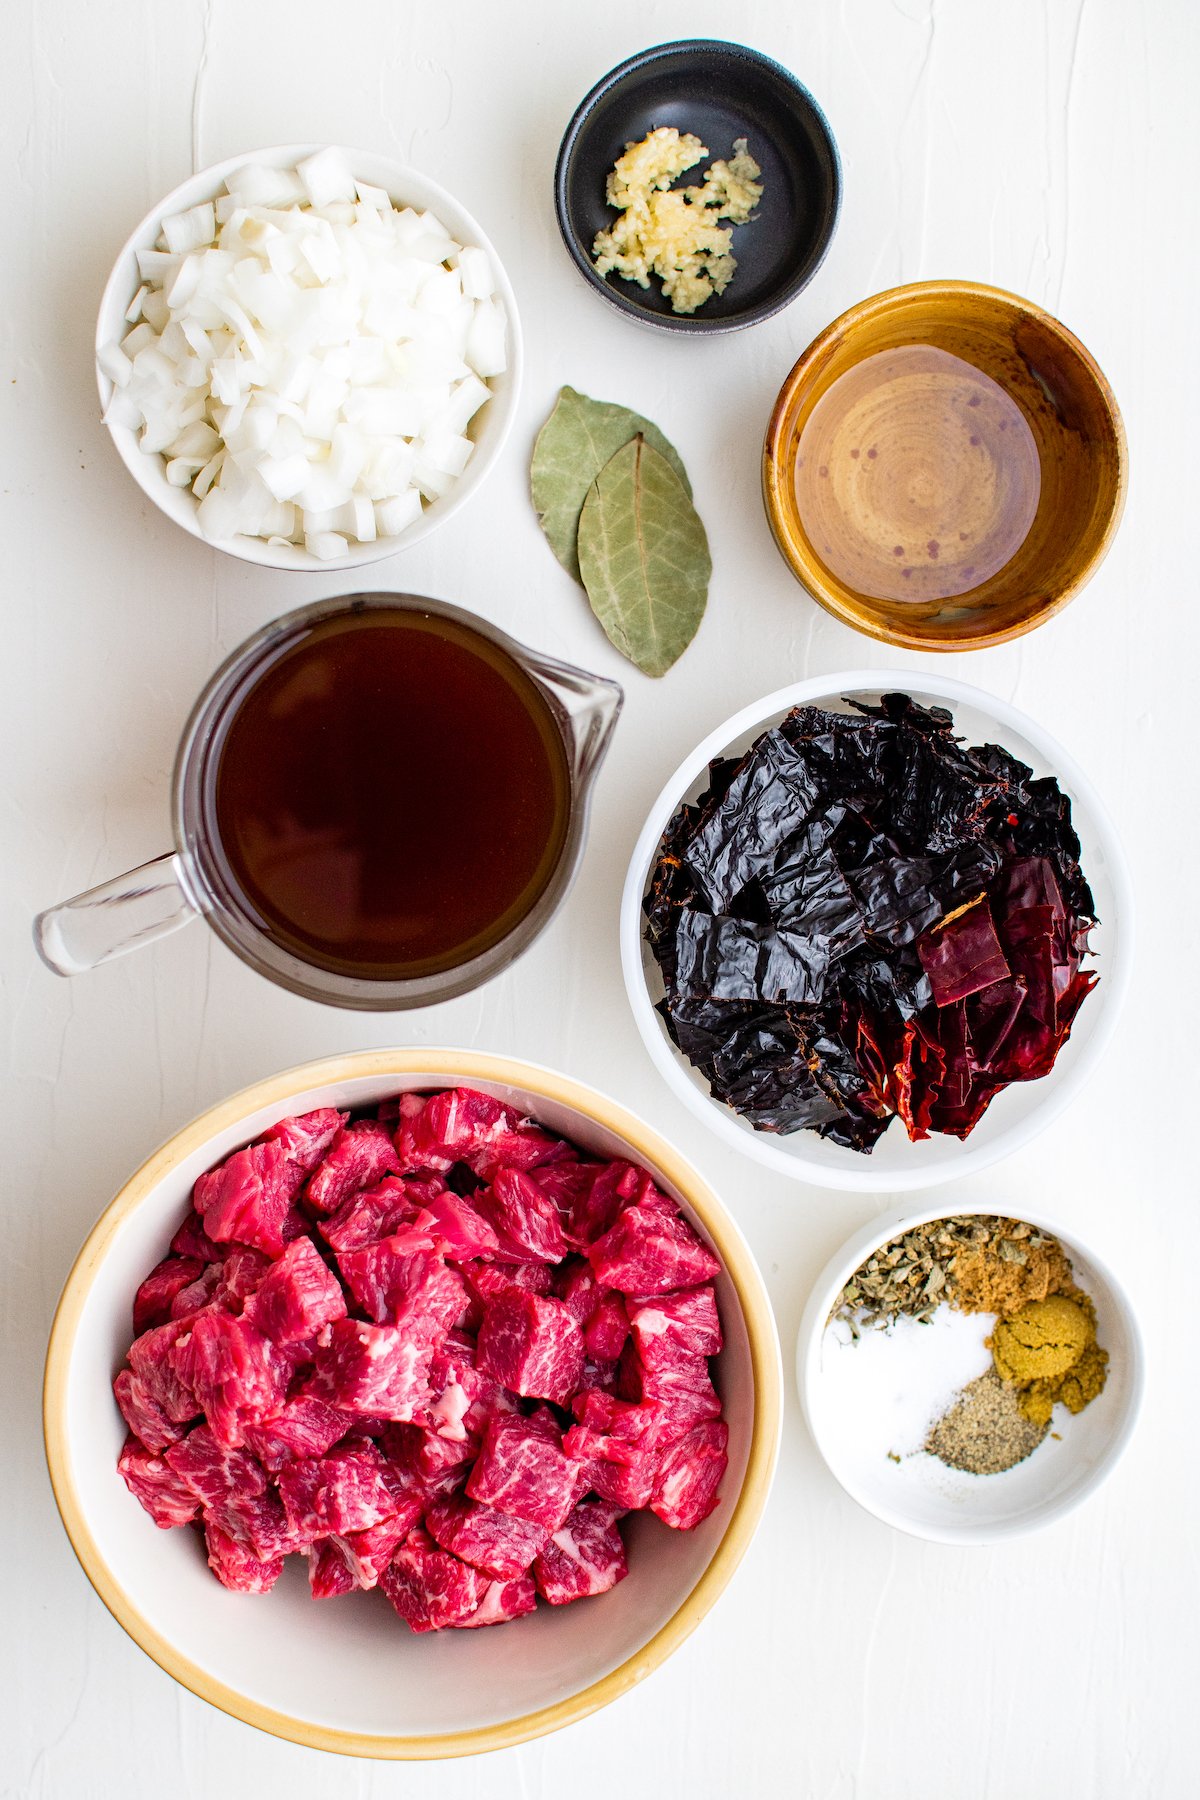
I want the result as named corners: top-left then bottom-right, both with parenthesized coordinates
top-left (395, 1087), bottom-right (522, 1177)
top-left (336, 1241), bottom-right (467, 1332)
top-left (204, 1519), bottom-right (283, 1594)
top-left (382, 1414), bottom-right (488, 1493)
top-left (579, 1451), bottom-right (656, 1511)
top-left (451, 1574), bottom-right (538, 1628)
top-left (627, 1286), bottom-right (722, 1370)
top-left (244, 1237), bottom-right (346, 1345)
top-left (556, 1259), bottom-right (599, 1323)
top-left (478, 1169), bottom-right (569, 1262)
top-left (332, 1508), bottom-right (418, 1589)
top-left (558, 1266), bottom-right (630, 1361)
top-left (425, 1339), bottom-right (503, 1443)
top-left (464, 1260), bottom-right (555, 1304)
top-left (569, 1388), bottom-right (647, 1438)
top-left (532, 1501), bottom-right (628, 1605)
top-left (420, 1190), bottom-right (501, 1261)
top-left (649, 1419), bottom-right (729, 1530)
top-left (565, 1162), bottom-right (641, 1247)
top-left (425, 1493), bottom-right (548, 1578)
top-left (266, 1107), bottom-right (347, 1174)
top-left (214, 1246), bottom-right (273, 1310)
top-left (164, 1424), bottom-right (267, 1507)
top-left (170, 1209), bottom-right (222, 1262)
top-left (172, 1311), bottom-right (290, 1447)
top-left (308, 1537), bottom-right (357, 1598)
top-left (379, 1527), bottom-right (489, 1632)
top-left (132, 1257), bottom-right (207, 1334)
top-left (563, 1396), bottom-right (665, 1510)
top-left (475, 1290), bottom-right (584, 1407)
top-left (193, 1140), bottom-right (294, 1257)
top-left (471, 1118), bottom-right (573, 1180)
top-left (569, 1361), bottom-right (719, 1491)
top-left (308, 1318), bottom-right (435, 1421)
top-left (169, 1263), bottom-right (223, 1319)
top-left (588, 1203), bottom-right (721, 1295)
top-left (207, 1487), bottom-right (294, 1561)
top-left (523, 1164), bottom-right (594, 1248)
top-left (241, 1396), bottom-right (352, 1472)
top-left (113, 1369), bottom-right (186, 1454)
top-left (466, 1412), bottom-right (584, 1531)
top-left (128, 1317), bottom-right (202, 1424)
top-left (277, 1445), bottom-right (410, 1538)
top-left (585, 1294), bottom-right (630, 1363)
top-left (640, 1360), bottom-right (722, 1434)
top-left (117, 1435), bottom-right (200, 1528)
top-left (306, 1120), bottom-right (400, 1215)
top-left (319, 1176), bottom-right (433, 1253)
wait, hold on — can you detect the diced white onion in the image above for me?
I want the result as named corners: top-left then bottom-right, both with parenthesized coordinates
top-left (375, 489), bottom-right (422, 536)
top-left (456, 245), bottom-right (494, 300)
top-left (296, 148), bottom-right (356, 209)
top-left (106, 156), bottom-right (506, 552)
top-left (97, 341), bottom-right (133, 388)
top-left (304, 529), bottom-right (349, 560)
top-left (161, 202), bottom-right (216, 254)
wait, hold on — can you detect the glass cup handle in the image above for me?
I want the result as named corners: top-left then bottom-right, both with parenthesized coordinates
top-left (34, 852), bottom-right (200, 976)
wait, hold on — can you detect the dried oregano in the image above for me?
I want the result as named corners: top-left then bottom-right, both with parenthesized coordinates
top-left (830, 1215), bottom-right (1059, 1332)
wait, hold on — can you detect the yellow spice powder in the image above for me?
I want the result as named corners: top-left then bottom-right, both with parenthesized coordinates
top-left (989, 1292), bottom-right (1109, 1427)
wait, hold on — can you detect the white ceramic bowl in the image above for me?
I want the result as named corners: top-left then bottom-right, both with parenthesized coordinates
top-left (620, 669), bottom-right (1133, 1192)
top-left (95, 145), bottom-right (523, 572)
top-left (43, 1050), bottom-right (782, 1759)
top-left (795, 1202), bottom-right (1144, 1543)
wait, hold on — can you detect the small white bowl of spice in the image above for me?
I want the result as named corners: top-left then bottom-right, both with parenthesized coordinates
top-left (796, 1205), bottom-right (1143, 1543)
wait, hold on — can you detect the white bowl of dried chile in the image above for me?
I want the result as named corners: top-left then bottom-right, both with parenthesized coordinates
top-left (619, 670), bottom-right (1133, 1192)
top-left (795, 1203), bottom-right (1144, 1542)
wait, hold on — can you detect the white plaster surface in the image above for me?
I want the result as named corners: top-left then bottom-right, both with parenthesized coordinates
top-left (2, 2), bottom-right (1195, 1794)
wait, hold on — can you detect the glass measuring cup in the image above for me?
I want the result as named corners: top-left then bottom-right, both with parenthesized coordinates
top-left (35, 594), bottom-right (623, 1009)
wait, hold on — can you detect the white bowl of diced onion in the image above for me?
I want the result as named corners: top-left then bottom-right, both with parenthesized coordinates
top-left (95, 145), bottom-right (522, 571)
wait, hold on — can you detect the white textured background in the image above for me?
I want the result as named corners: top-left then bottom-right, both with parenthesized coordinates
top-left (4, 2), bottom-right (1197, 1795)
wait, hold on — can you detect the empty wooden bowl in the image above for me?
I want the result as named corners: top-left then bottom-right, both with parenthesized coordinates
top-left (762, 281), bottom-right (1127, 650)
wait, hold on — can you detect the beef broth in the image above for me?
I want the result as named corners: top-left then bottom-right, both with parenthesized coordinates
top-left (211, 607), bottom-right (570, 978)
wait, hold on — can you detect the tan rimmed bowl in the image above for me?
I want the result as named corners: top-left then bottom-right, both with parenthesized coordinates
top-left (43, 1049), bottom-right (782, 1760)
top-left (762, 280), bottom-right (1127, 650)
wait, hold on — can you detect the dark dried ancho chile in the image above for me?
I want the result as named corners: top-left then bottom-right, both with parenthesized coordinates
top-left (644, 694), bottom-right (1098, 1152)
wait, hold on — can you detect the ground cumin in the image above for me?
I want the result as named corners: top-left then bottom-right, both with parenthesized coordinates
top-left (951, 1226), bottom-right (1076, 1318)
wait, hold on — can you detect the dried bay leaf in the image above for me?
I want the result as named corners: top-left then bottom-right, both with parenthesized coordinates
top-left (577, 435), bottom-right (710, 678)
top-left (531, 385), bottom-right (692, 583)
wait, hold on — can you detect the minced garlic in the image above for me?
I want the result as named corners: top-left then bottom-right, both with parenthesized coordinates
top-left (592, 127), bottom-right (764, 316)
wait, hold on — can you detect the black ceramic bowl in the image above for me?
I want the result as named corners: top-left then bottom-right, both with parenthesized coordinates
top-left (555, 40), bottom-right (841, 334)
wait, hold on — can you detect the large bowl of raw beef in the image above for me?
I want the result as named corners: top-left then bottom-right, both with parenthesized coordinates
top-left (43, 1049), bottom-right (783, 1759)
